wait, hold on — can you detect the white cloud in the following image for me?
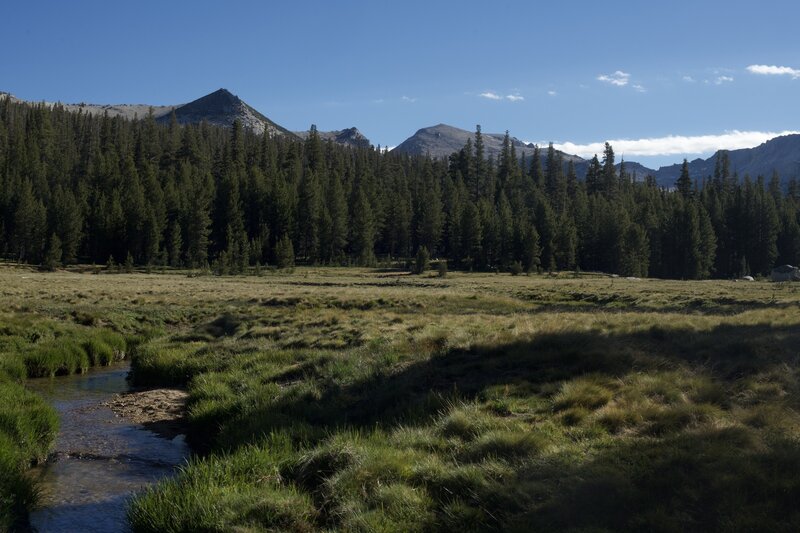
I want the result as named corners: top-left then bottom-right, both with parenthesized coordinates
top-left (682, 76), bottom-right (696, 83)
top-left (549, 130), bottom-right (800, 158)
top-left (597, 70), bottom-right (630, 87)
top-left (548, 90), bottom-right (558, 96)
top-left (746, 64), bottom-right (800, 79)
top-left (401, 95), bottom-right (417, 103)
top-left (480, 91), bottom-right (502, 100)
top-left (714, 76), bottom-right (734, 85)
top-left (632, 84), bottom-right (646, 93)
top-left (506, 94), bottom-right (524, 102)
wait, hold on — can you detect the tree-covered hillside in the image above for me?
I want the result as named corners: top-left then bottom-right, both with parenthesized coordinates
top-left (1, 98), bottom-right (798, 278)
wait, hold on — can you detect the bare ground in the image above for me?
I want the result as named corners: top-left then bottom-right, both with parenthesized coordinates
top-left (105, 389), bottom-right (189, 440)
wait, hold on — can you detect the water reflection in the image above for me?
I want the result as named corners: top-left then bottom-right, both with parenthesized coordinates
top-left (26, 364), bottom-right (188, 532)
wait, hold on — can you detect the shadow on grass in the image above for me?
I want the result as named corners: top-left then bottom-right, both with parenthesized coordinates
top-left (504, 426), bottom-right (800, 531)
top-left (177, 321), bottom-right (800, 530)
top-left (188, 321), bottom-right (800, 452)
top-left (522, 299), bottom-right (800, 317)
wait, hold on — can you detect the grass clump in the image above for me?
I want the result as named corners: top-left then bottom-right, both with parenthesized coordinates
top-left (24, 340), bottom-right (90, 377)
top-left (0, 382), bottom-right (59, 529)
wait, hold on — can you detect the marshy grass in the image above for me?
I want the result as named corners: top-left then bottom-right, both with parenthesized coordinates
top-left (1, 266), bottom-right (800, 530)
top-left (0, 305), bottom-right (127, 527)
top-left (0, 382), bottom-right (59, 530)
top-left (23, 329), bottom-right (127, 377)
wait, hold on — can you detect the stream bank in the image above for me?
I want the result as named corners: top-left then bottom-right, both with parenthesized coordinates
top-left (25, 363), bottom-right (189, 532)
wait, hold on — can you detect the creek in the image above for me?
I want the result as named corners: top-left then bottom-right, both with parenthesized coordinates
top-left (25, 363), bottom-right (188, 532)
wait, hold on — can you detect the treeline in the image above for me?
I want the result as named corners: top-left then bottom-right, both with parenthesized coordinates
top-left (1, 98), bottom-right (799, 278)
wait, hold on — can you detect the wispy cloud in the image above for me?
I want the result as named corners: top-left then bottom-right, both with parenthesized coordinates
top-left (714, 76), bottom-right (734, 85)
top-left (632, 84), bottom-right (646, 93)
top-left (549, 130), bottom-right (799, 158)
top-left (547, 90), bottom-right (558, 96)
top-left (597, 70), bottom-right (630, 87)
top-left (682, 75), bottom-right (696, 83)
top-left (480, 91), bottom-right (524, 102)
top-left (401, 95), bottom-right (417, 103)
top-left (746, 64), bottom-right (800, 79)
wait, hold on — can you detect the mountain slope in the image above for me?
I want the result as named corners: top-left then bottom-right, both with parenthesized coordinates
top-left (392, 124), bottom-right (658, 180)
top-left (294, 127), bottom-right (371, 148)
top-left (1, 91), bottom-right (176, 120)
top-left (157, 89), bottom-right (296, 138)
top-left (655, 134), bottom-right (800, 185)
top-left (392, 124), bottom-right (577, 161)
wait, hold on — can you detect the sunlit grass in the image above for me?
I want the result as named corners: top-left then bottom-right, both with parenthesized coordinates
top-left (1, 265), bottom-right (799, 530)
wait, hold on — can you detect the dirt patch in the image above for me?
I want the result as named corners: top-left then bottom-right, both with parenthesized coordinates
top-left (105, 389), bottom-right (189, 439)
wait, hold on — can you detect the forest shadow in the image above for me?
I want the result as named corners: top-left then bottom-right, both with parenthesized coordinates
top-left (205, 320), bottom-right (800, 441)
top-left (522, 298), bottom-right (800, 317)
top-left (189, 321), bottom-right (800, 530)
top-left (505, 426), bottom-right (800, 531)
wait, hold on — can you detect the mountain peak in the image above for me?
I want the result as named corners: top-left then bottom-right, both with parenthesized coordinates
top-left (158, 89), bottom-right (295, 138)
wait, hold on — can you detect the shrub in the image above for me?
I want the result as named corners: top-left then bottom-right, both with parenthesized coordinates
top-left (413, 246), bottom-right (430, 275)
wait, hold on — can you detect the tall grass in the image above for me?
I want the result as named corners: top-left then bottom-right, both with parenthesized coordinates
top-left (0, 382), bottom-right (59, 530)
top-left (0, 310), bottom-right (127, 527)
top-left (23, 330), bottom-right (127, 377)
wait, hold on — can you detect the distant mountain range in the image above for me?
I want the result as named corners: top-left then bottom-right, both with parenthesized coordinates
top-left (653, 135), bottom-right (800, 184)
top-left (3, 89), bottom-right (799, 186)
top-left (393, 123), bottom-right (800, 187)
top-left (0, 89), bottom-right (367, 148)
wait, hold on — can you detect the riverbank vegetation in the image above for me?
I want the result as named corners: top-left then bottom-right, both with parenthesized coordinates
top-left (0, 283), bottom-right (129, 530)
top-left (2, 265), bottom-right (799, 530)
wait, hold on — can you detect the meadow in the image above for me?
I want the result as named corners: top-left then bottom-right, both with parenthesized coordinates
top-left (1, 264), bottom-right (799, 531)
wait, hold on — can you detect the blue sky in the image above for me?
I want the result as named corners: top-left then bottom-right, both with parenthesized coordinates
top-left (2, 0), bottom-right (799, 168)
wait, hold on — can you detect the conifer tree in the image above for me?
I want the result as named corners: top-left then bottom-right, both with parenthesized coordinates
top-left (601, 142), bottom-right (617, 197)
top-left (13, 182), bottom-right (47, 263)
top-left (554, 212), bottom-right (578, 270)
top-left (676, 159), bottom-right (693, 199)
top-left (351, 186), bottom-right (376, 266)
top-left (473, 125), bottom-right (486, 200)
top-left (43, 233), bottom-right (62, 271)
top-left (585, 155), bottom-right (602, 196)
top-left (167, 220), bottom-right (183, 267)
top-left (417, 176), bottom-right (444, 254)
top-left (459, 201), bottom-right (482, 267)
top-left (520, 222), bottom-right (541, 273)
top-left (413, 246), bottom-right (430, 274)
top-left (297, 170), bottom-right (322, 263)
top-left (51, 187), bottom-right (82, 264)
top-left (275, 233), bottom-right (295, 269)
top-left (324, 174), bottom-right (348, 263)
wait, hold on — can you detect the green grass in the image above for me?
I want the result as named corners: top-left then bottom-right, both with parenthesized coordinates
top-left (0, 308), bottom-right (128, 528)
top-left (0, 381), bottom-right (59, 530)
top-left (1, 266), bottom-right (800, 530)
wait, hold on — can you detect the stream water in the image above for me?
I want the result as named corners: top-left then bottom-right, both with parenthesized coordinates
top-left (25, 363), bottom-right (189, 532)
